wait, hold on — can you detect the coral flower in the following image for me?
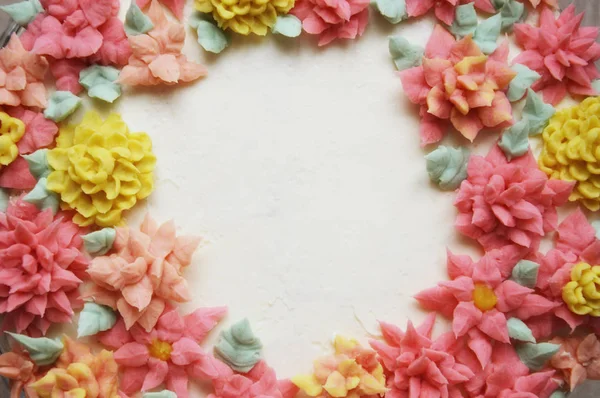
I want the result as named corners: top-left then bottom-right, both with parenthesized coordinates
top-left (550, 334), bottom-right (600, 391)
top-left (0, 351), bottom-right (36, 398)
top-left (0, 199), bottom-right (87, 336)
top-left (406, 0), bottom-right (495, 25)
top-left (513, 5), bottom-right (600, 105)
top-left (400, 26), bottom-right (516, 146)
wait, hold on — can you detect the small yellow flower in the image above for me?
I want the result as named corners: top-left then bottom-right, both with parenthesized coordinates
top-left (46, 111), bottom-right (156, 227)
top-left (539, 96), bottom-right (600, 211)
top-left (562, 262), bottom-right (600, 316)
top-left (194, 0), bottom-right (294, 35)
top-left (0, 112), bottom-right (25, 168)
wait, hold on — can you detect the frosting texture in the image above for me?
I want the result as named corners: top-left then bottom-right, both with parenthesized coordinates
top-left (214, 318), bottom-right (263, 373)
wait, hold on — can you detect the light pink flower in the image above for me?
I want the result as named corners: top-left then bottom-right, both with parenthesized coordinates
top-left (550, 334), bottom-right (600, 391)
top-left (0, 199), bottom-right (88, 336)
top-left (406, 0), bottom-right (495, 25)
top-left (513, 5), bottom-right (600, 105)
top-left (138, 0), bottom-right (186, 20)
top-left (454, 145), bottom-right (573, 252)
top-left (99, 306), bottom-right (227, 398)
top-left (290, 0), bottom-right (369, 46)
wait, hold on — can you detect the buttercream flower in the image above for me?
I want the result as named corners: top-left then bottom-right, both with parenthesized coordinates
top-left (513, 5), bottom-right (600, 106)
top-left (195, 0), bottom-right (294, 35)
top-left (405, 0), bottom-right (495, 25)
top-left (550, 334), bottom-right (600, 391)
top-left (46, 111), bottom-right (156, 227)
top-left (0, 112), bottom-right (25, 170)
top-left (121, 0), bottom-right (207, 86)
top-left (369, 314), bottom-right (474, 397)
top-left (29, 336), bottom-right (119, 398)
top-left (290, 0), bottom-right (369, 46)
top-left (562, 262), bottom-right (600, 316)
top-left (400, 26), bottom-right (516, 146)
top-left (0, 199), bottom-right (87, 336)
top-left (454, 145), bottom-right (573, 252)
top-left (138, 0), bottom-right (186, 20)
top-left (0, 351), bottom-right (36, 398)
top-left (539, 96), bottom-right (600, 211)
top-left (292, 336), bottom-right (387, 397)
top-left (98, 306), bottom-right (227, 398)
top-left (87, 214), bottom-right (201, 331)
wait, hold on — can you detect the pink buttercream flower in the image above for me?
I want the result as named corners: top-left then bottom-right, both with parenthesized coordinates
top-left (406, 0), bottom-right (495, 25)
top-left (289, 0), bottom-right (369, 47)
top-left (138, 0), bottom-right (186, 20)
top-left (550, 334), bottom-right (600, 391)
top-left (98, 306), bottom-right (227, 398)
top-left (454, 145), bottom-right (574, 252)
top-left (0, 199), bottom-right (88, 336)
top-left (400, 26), bottom-right (516, 146)
top-left (86, 214), bottom-right (202, 332)
top-left (513, 5), bottom-right (600, 105)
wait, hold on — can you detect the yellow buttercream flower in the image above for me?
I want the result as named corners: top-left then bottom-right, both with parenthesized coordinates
top-left (0, 112), bottom-right (25, 168)
top-left (194, 0), bottom-right (294, 35)
top-left (539, 96), bottom-right (600, 211)
top-left (562, 262), bottom-right (600, 316)
top-left (292, 336), bottom-right (387, 398)
top-left (46, 111), bottom-right (156, 227)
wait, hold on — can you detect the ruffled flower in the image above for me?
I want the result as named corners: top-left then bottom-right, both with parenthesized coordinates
top-left (121, 0), bottom-right (207, 86)
top-left (454, 145), bottom-right (573, 252)
top-left (400, 26), bottom-right (516, 146)
top-left (292, 336), bottom-right (387, 397)
top-left (290, 0), bottom-right (369, 46)
top-left (405, 0), bottom-right (495, 25)
top-left (29, 336), bottom-right (119, 398)
top-left (195, 0), bottom-right (294, 35)
top-left (46, 111), bottom-right (156, 227)
top-left (0, 199), bottom-right (87, 336)
top-left (0, 112), bottom-right (25, 170)
top-left (539, 96), bottom-right (600, 211)
top-left (550, 334), bottom-right (600, 391)
top-left (86, 214), bottom-right (201, 331)
top-left (138, 0), bottom-right (186, 20)
top-left (513, 5), bottom-right (600, 105)
top-left (0, 351), bottom-right (36, 398)
top-left (98, 306), bottom-right (227, 398)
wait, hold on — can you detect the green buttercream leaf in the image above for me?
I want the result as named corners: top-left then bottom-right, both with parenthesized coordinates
top-left (511, 259), bottom-right (540, 288)
top-left (193, 19), bottom-right (230, 54)
top-left (7, 332), bottom-right (63, 366)
top-left (125, 1), bottom-right (154, 35)
top-left (473, 14), bottom-right (502, 54)
top-left (592, 79), bottom-right (600, 94)
top-left (77, 302), bottom-right (117, 338)
top-left (549, 390), bottom-right (567, 398)
top-left (83, 228), bottom-right (116, 256)
top-left (507, 64), bottom-right (541, 102)
top-left (516, 342), bottom-right (560, 371)
top-left (23, 177), bottom-right (59, 214)
top-left (493, 0), bottom-right (525, 31)
top-left (592, 220), bottom-right (600, 240)
top-left (44, 91), bottom-right (82, 122)
top-left (215, 318), bottom-right (262, 373)
top-left (425, 146), bottom-right (470, 190)
top-left (507, 317), bottom-right (536, 343)
top-left (142, 391), bottom-right (177, 398)
top-left (522, 89), bottom-right (555, 136)
top-left (389, 36), bottom-right (423, 71)
top-left (79, 65), bottom-right (122, 103)
top-left (23, 148), bottom-right (49, 180)
top-left (450, 4), bottom-right (477, 38)
top-left (371, 0), bottom-right (406, 24)
top-left (499, 118), bottom-right (529, 161)
top-left (272, 15), bottom-right (302, 37)
top-left (0, 188), bottom-right (9, 212)
top-left (0, 0), bottom-right (43, 26)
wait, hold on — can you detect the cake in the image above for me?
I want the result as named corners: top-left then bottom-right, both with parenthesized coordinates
top-left (0, 0), bottom-right (599, 397)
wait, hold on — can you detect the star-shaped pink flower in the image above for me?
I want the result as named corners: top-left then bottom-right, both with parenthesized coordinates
top-left (406, 0), bottom-right (495, 25)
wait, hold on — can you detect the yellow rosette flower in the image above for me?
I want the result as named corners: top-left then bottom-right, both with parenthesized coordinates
top-left (562, 262), bottom-right (600, 316)
top-left (194, 0), bottom-right (294, 35)
top-left (47, 111), bottom-right (156, 227)
top-left (0, 112), bottom-right (25, 168)
top-left (539, 96), bottom-right (600, 211)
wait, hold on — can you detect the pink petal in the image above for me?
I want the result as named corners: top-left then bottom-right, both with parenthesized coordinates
top-left (453, 302), bottom-right (482, 337)
top-left (446, 249), bottom-right (474, 279)
top-left (399, 67), bottom-right (430, 105)
top-left (406, 0), bottom-right (435, 17)
top-left (478, 310), bottom-right (509, 343)
top-left (425, 25), bottom-right (456, 59)
top-left (514, 294), bottom-right (558, 320)
top-left (79, 0), bottom-right (114, 27)
top-left (114, 342), bottom-right (150, 367)
top-left (450, 109), bottom-right (483, 141)
top-left (64, 26), bottom-right (103, 58)
top-left (142, 357), bottom-right (169, 391)
top-left (183, 307), bottom-right (227, 342)
top-left (122, 275), bottom-right (153, 311)
top-left (166, 365), bottom-right (189, 398)
top-left (98, 318), bottom-right (133, 349)
top-left (419, 106), bottom-right (446, 146)
top-left (495, 280), bottom-right (533, 312)
top-left (440, 276), bottom-right (475, 301)
top-left (170, 337), bottom-right (204, 366)
top-left (415, 286), bottom-right (458, 318)
top-left (0, 158), bottom-right (36, 190)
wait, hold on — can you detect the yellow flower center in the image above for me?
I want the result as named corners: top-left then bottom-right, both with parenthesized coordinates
top-left (562, 262), bottom-right (600, 316)
top-left (473, 284), bottom-right (497, 312)
top-left (148, 339), bottom-right (173, 361)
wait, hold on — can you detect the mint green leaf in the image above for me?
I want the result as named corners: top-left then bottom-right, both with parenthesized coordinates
top-left (511, 259), bottom-right (540, 288)
top-left (77, 303), bottom-right (117, 338)
top-left (125, 1), bottom-right (154, 35)
top-left (592, 220), bottom-right (600, 240)
top-left (473, 14), bottom-right (502, 54)
top-left (389, 36), bottom-right (423, 71)
top-left (371, 0), bottom-right (406, 24)
top-left (23, 177), bottom-right (59, 214)
top-left (272, 15), bottom-right (302, 37)
top-left (508, 64), bottom-right (541, 102)
top-left (7, 332), bottom-right (63, 366)
top-left (23, 148), bottom-right (49, 180)
top-left (549, 391), bottom-right (567, 398)
top-left (143, 391), bottom-right (177, 398)
top-left (0, 0), bottom-right (43, 26)
top-left (494, 0), bottom-right (525, 32)
top-left (44, 91), bottom-right (81, 122)
top-left (79, 65), bottom-right (122, 103)
top-left (507, 317), bottom-right (536, 343)
top-left (83, 228), bottom-right (116, 256)
top-left (0, 188), bottom-right (9, 212)
top-left (499, 118), bottom-right (529, 161)
top-left (516, 342), bottom-right (560, 371)
top-left (425, 146), bottom-right (470, 190)
top-left (450, 4), bottom-right (477, 38)
top-left (522, 89), bottom-right (555, 136)
top-left (215, 318), bottom-right (263, 373)
top-left (593, 79), bottom-right (600, 94)
top-left (193, 19), bottom-right (230, 53)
